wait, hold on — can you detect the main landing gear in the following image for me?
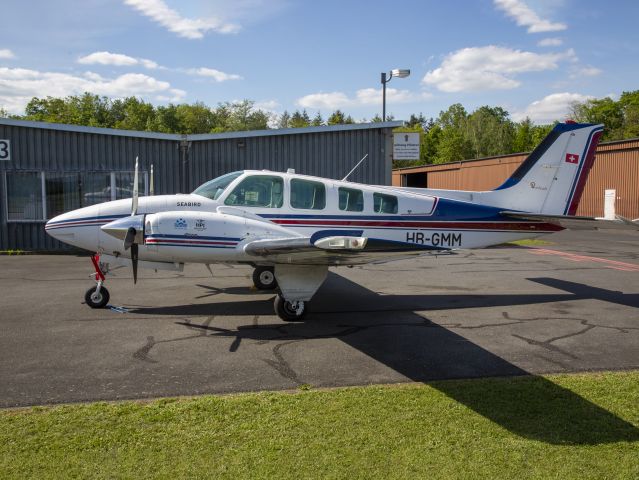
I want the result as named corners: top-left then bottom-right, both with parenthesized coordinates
top-left (85, 254), bottom-right (110, 309)
top-left (274, 294), bottom-right (306, 322)
top-left (252, 266), bottom-right (278, 290)
top-left (252, 265), bottom-right (304, 321)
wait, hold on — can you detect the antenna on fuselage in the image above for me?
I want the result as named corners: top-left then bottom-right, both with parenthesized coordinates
top-left (150, 164), bottom-right (154, 196)
top-left (341, 153), bottom-right (369, 182)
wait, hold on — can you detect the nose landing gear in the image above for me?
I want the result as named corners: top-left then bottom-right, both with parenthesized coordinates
top-left (85, 254), bottom-right (110, 309)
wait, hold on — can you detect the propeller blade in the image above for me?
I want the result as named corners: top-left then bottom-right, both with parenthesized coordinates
top-left (124, 226), bottom-right (136, 251)
top-left (132, 156), bottom-right (139, 216)
top-left (131, 243), bottom-right (138, 284)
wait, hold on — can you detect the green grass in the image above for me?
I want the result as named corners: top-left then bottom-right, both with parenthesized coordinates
top-left (2, 371), bottom-right (638, 479)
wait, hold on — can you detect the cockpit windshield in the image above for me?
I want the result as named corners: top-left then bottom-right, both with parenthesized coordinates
top-left (192, 171), bottom-right (243, 200)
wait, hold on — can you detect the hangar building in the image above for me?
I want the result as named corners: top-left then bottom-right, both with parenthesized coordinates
top-left (0, 118), bottom-right (401, 251)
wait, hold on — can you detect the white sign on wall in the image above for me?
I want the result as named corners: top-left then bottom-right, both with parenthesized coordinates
top-left (393, 133), bottom-right (420, 160)
top-left (0, 139), bottom-right (9, 161)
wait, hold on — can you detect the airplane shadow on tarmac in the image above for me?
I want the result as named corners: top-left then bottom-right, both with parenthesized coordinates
top-left (129, 272), bottom-right (639, 445)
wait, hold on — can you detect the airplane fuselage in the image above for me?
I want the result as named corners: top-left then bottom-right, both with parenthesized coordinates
top-left (45, 170), bottom-right (560, 265)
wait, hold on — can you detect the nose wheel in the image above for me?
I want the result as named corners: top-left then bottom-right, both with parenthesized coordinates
top-left (85, 254), bottom-right (110, 309)
top-left (85, 285), bottom-right (110, 308)
top-left (253, 266), bottom-right (278, 290)
top-left (274, 294), bottom-right (307, 322)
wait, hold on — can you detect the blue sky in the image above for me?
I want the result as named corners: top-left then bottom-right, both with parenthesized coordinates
top-left (1, 0), bottom-right (638, 125)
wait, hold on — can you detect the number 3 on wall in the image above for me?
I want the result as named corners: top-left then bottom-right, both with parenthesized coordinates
top-left (0, 140), bottom-right (10, 161)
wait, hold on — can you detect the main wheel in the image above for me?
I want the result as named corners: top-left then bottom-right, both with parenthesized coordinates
top-left (84, 285), bottom-right (110, 309)
top-left (253, 266), bottom-right (278, 290)
top-left (274, 295), bottom-right (307, 322)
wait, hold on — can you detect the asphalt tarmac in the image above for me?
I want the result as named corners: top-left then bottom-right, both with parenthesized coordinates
top-left (1, 230), bottom-right (638, 408)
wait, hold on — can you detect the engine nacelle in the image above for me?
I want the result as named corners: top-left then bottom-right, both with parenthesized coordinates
top-left (141, 210), bottom-right (298, 262)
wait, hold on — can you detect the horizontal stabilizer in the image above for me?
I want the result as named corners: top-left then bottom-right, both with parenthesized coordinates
top-left (500, 211), bottom-right (639, 231)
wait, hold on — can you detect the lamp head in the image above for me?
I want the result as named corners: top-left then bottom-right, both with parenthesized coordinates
top-left (390, 69), bottom-right (410, 78)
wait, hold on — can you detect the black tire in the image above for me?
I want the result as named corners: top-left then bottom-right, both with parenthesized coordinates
top-left (84, 285), bottom-right (110, 309)
top-left (274, 294), bottom-right (307, 322)
top-left (253, 266), bottom-right (278, 290)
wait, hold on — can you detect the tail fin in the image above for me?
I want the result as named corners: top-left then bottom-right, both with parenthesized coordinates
top-left (492, 122), bottom-right (603, 214)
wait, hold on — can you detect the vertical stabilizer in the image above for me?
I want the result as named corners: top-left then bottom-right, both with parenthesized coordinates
top-left (492, 122), bottom-right (603, 214)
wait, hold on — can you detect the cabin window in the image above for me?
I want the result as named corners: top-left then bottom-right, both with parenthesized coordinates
top-left (290, 179), bottom-right (326, 210)
top-left (225, 175), bottom-right (284, 208)
top-left (338, 187), bottom-right (364, 212)
top-left (373, 192), bottom-right (398, 214)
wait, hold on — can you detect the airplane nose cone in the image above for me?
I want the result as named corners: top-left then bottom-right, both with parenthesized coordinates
top-left (44, 214), bottom-right (70, 241)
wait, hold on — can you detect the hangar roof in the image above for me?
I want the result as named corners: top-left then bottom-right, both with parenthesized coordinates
top-left (0, 117), bottom-right (403, 141)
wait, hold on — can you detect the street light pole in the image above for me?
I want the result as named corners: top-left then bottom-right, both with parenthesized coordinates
top-left (380, 68), bottom-right (411, 122)
top-left (381, 72), bottom-right (387, 122)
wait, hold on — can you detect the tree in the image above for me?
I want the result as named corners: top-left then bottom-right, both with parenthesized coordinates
top-left (571, 97), bottom-right (624, 140)
top-left (406, 113), bottom-right (429, 130)
top-left (289, 110), bottom-right (311, 128)
top-left (327, 110), bottom-right (354, 125)
top-left (619, 90), bottom-right (639, 139)
top-left (216, 100), bottom-right (269, 132)
top-left (174, 102), bottom-right (216, 134)
top-left (278, 111), bottom-right (291, 129)
top-left (464, 106), bottom-right (515, 158)
top-left (113, 97), bottom-right (156, 131)
top-left (311, 111), bottom-right (324, 126)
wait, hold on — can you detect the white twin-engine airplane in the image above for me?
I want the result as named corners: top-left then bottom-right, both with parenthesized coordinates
top-left (45, 122), bottom-right (637, 320)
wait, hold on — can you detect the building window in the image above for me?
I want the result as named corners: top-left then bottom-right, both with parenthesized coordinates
top-left (225, 175), bottom-right (284, 208)
top-left (115, 172), bottom-right (147, 200)
top-left (6, 172), bottom-right (44, 221)
top-left (373, 192), bottom-right (398, 214)
top-left (5, 171), bottom-right (147, 222)
top-left (290, 179), bottom-right (326, 210)
top-left (338, 187), bottom-right (364, 212)
top-left (46, 173), bottom-right (82, 219)
top-left (81, 172), bottom-right (112, 206)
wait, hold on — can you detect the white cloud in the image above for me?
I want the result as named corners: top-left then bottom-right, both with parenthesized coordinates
top-left (0, 66), bottom-right (185, 113)
top-left (124, 0), bottom-right (240, 39)
top-left (538, 37), bottom-right (563, 47)
top-left (187, 67), bottom-right (242, 82)
top-left (296, 88), bottom-right (431, 110)
top-left (512, 92), bottom-right (593, 124)
top-left (0, 49), bottom-right (15, 60)
top-left (254, 99), bottom-right (281, 110)
top-left (423, 46), bottom-right (576, 92)
top-left (571, 65), bottom-right (602, 78)
top-left (494, 0), bottom-right (567, 33)
top-left (78, 51), bottom-right (137, 66)
top-left (296, 92), bottom-right (351, 110)
top-left (78, 51), bottom-right (160, 69)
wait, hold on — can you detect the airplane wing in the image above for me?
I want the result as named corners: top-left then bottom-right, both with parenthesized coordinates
top-left (244, 235), bottom-right (452, 266)
top-left (500, 211), bottom-right (639, 231)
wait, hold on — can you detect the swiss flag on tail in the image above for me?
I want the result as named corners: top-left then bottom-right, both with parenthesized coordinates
top-left (565, 153), bottom-right (580, 164)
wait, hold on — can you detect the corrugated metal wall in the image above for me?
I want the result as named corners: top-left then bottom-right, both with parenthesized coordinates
top-left (393, 139), bottom-right (639, 218)
top-left (575, 139), bottom-right (639, 218)
top-left (188, 129), bottom-right (387, 192)
top-left (1, 121), bottom-right (393, 250)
